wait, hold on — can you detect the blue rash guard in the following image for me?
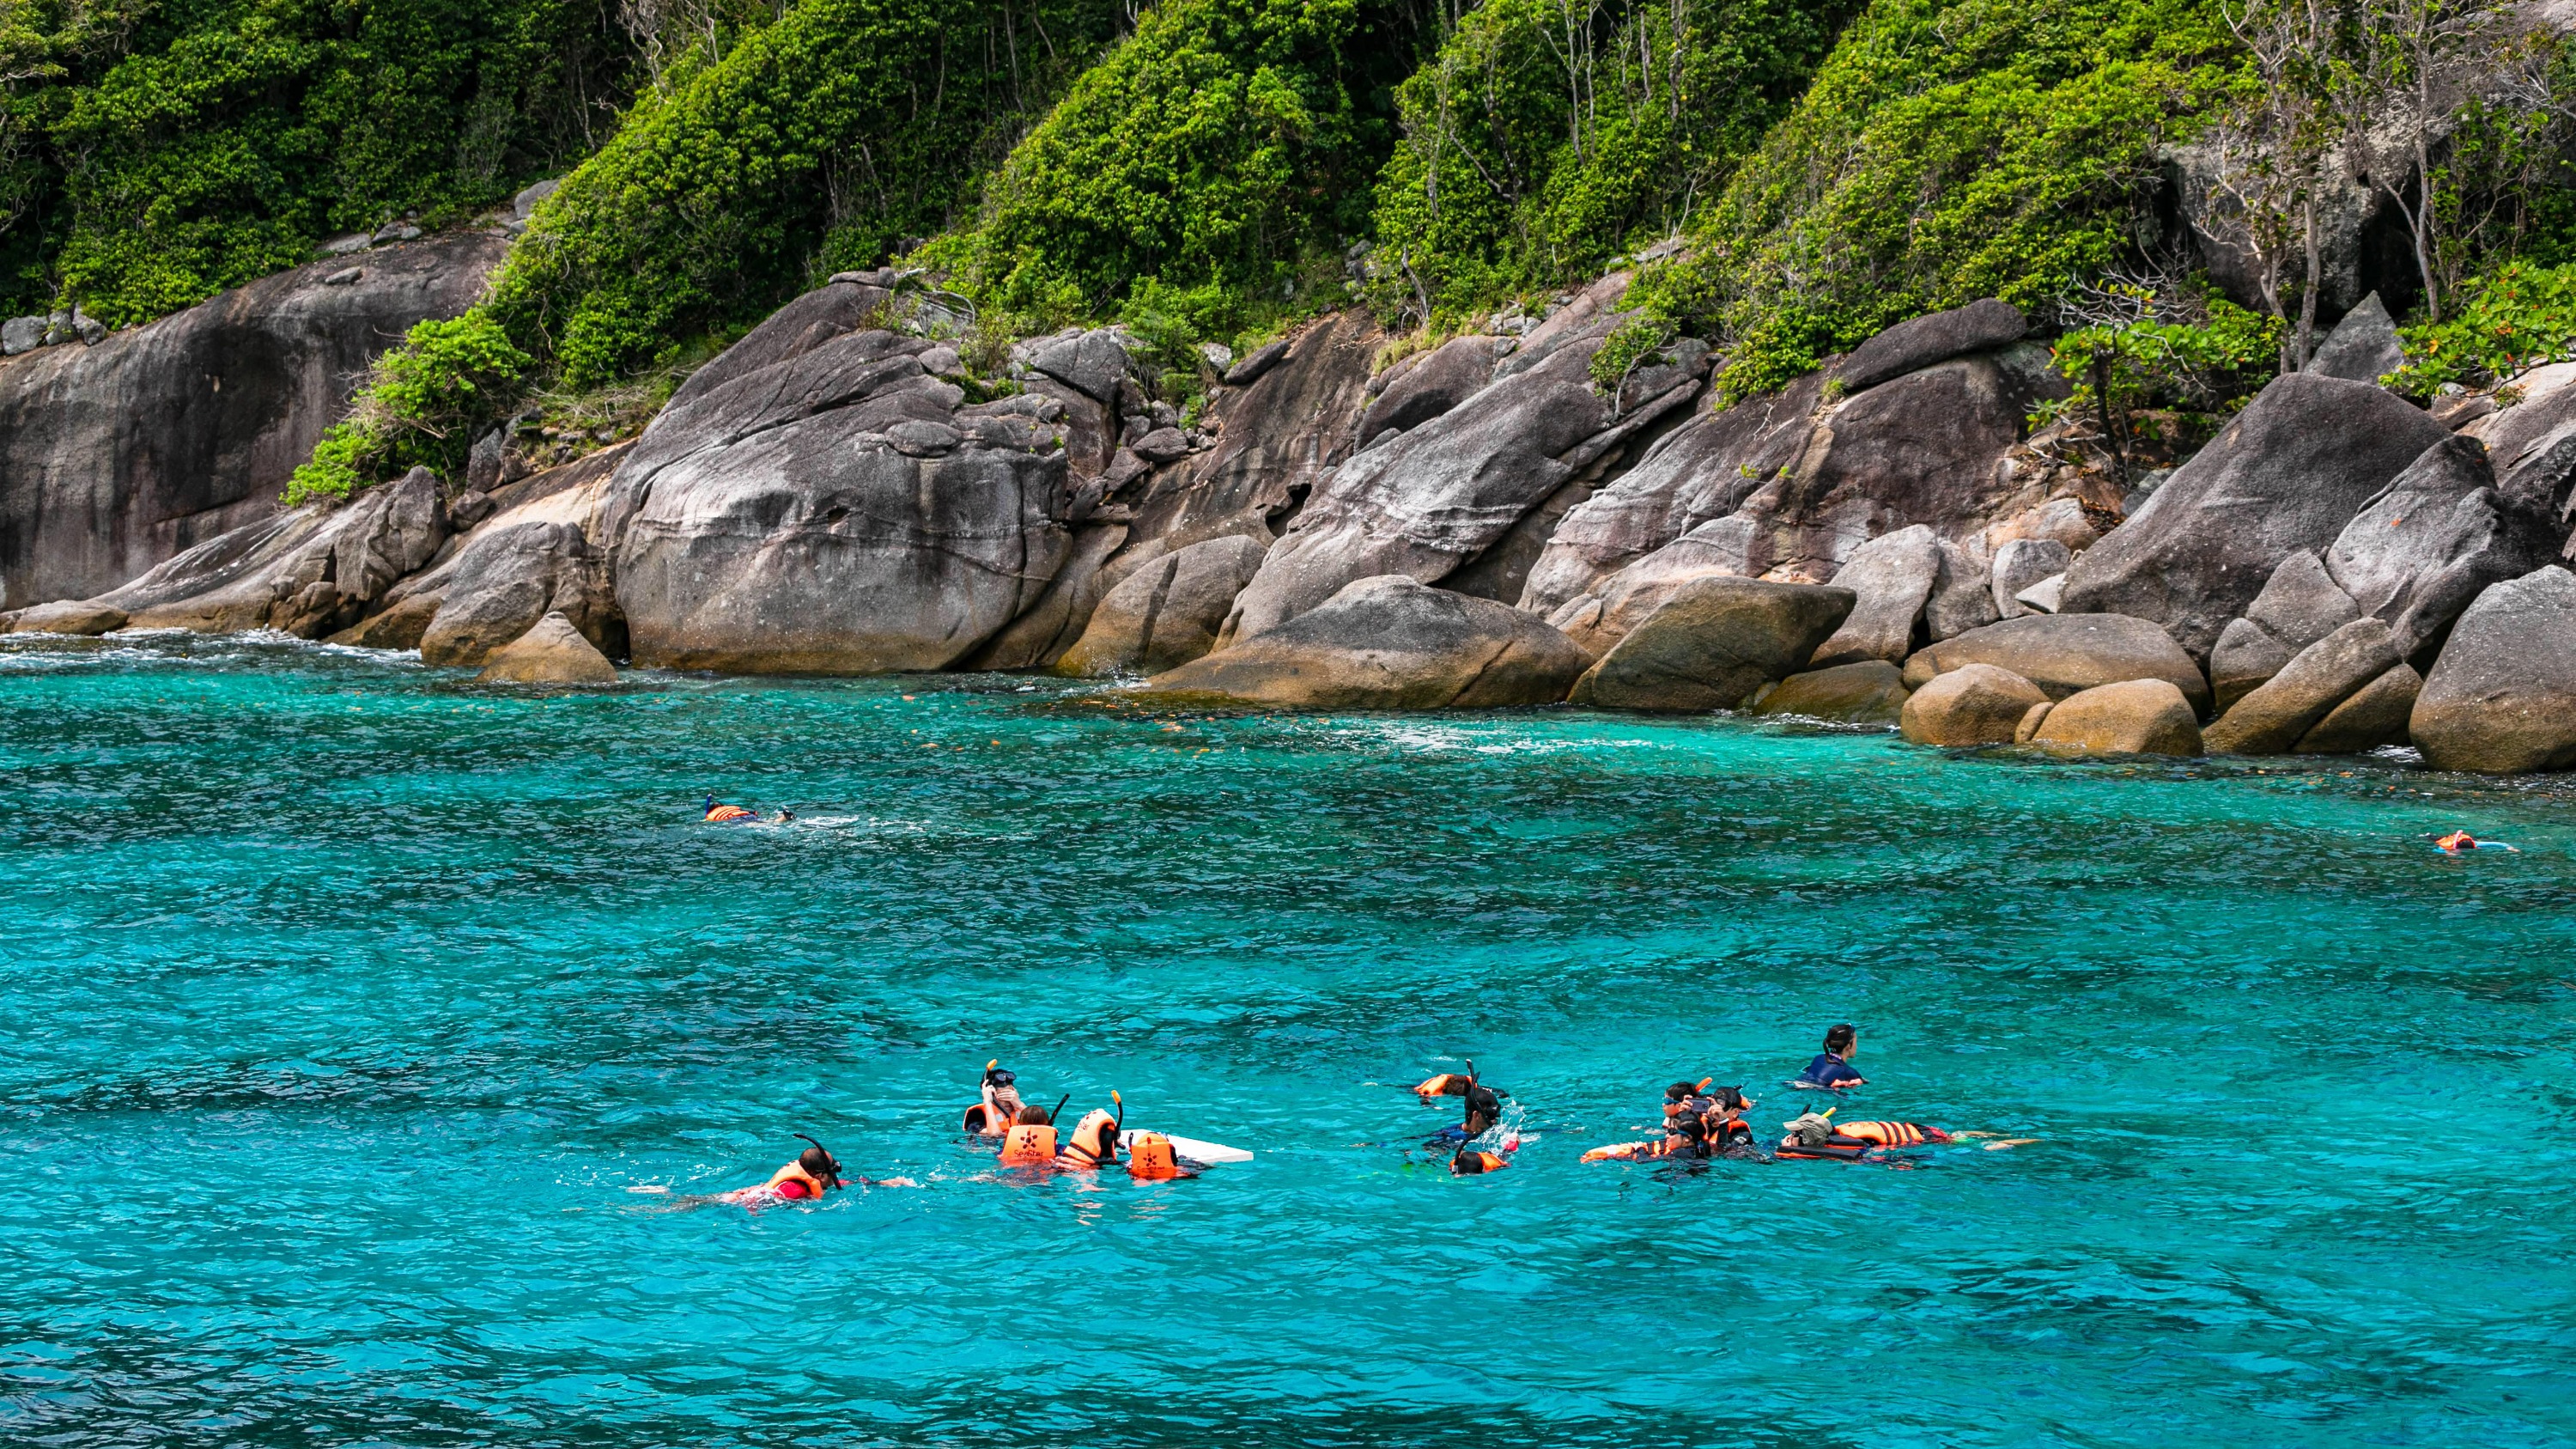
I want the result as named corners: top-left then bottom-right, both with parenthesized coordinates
top-left (1799, 1051), bottom-right (1863, 1088)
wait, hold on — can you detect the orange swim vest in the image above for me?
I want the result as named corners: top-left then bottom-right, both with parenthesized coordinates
top-left (1058, 1111), bottom-right (1118, 1169)
top-left (1834, 1121), bottom-right (1951, 1148)
top-left (762, 1161), bottom-right (830, 1198)
top-left (705, 805), bottom-right (756, 823)
top-left (1126, 1132), bottom-right (1182, 1179)
top-left (999, 1123), bottom-right (1059, 1166)
top-left (1414, 1074), bottom-right (1467, 1099)
top-left (1452, 1150), bottom-right (1508, 1174)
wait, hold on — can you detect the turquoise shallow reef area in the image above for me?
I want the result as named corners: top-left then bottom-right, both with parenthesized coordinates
top-left (3, 635), bottom-right (2573, 1447)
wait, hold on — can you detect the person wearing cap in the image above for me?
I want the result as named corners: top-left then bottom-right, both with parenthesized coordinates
top-left (1797, 1024), bottom-right (1866, 1089)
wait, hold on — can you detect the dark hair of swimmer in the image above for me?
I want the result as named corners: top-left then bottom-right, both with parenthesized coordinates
top-left (1013, 1104), bottom-right (1051, 1125)
top-left (798, 1146), bottom-right (838, 1182)
top-left (1706, 1085), bottom-right (1748, 1111)
top-left (1824, 1023), bottom-right (1856, 1055)
top-left (1664, 1081), bottom-right (1700, 1103)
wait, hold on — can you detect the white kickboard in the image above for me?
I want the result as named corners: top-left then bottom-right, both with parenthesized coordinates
top-left (1119, 1129), bottom-right (1253, 1164)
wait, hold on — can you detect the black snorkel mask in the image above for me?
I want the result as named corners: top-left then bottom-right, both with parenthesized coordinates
top-left (793, 1132), bottom-right (845, 1189)
top-left (982, 1059), bottom-right (1016, 1090)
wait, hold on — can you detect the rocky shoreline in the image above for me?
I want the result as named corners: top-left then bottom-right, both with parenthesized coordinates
top-left (11, 257), bottom-right (2576, 775)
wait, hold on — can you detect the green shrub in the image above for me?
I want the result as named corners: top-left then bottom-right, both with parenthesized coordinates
top-left (2044, 280), bottom-right (2278, 480)
top-left (1367, 0), bottom-right (1856, 322)
top-left (11, 0), bottom-right (628, 323)
top-left (1629, 0), bottom-right (2238, 403)
top-left (281, 314), bottom-right (530, 503)
top-left (2387, 260), bottom-right (2576, 395)
top-left (926, 0), bottom-right (1428, 344)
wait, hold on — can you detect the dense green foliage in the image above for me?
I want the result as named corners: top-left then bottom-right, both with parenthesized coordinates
top-left (495, 0), bottom-right (1122, 388)
top-left (923, 0), bottom-right (1433, 342)
top-left (1630, 0), bottom-right (2237, 401)
top-left (2044, 280), bottom-right (2279, 482)
top-left (2389, 259), bottom-right (2576, 395)
top-left (1364, 0), bottom-right (1856, 320)
top-left (0, 0), bottom-right (629, 322)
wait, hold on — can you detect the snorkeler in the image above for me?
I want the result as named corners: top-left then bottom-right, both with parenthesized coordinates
top-left (720, 1135), bottom-right (872, 1202)
top-left (963, 1061), bottom-right (1028, 1135)
top-left (2436, 830), bottom-right (2516, 853)
top-left (1794, 1024), bottom-right (1867, 1089)
top-left (1415, 1062), bottom-right (1505, 1144)
top-left (703, 795), bottom-right (757, 824)
top-left (1582, 1081), bottom-right (1759, 1163)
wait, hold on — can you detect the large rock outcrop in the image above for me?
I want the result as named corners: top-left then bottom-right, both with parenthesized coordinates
top-left (606, 324), bottom-right (1072, 673)
top-left (2319, 434), bottom-right (2555, 656)
top-left (2410, 565), bottom-right (2576, 772)
top-left (2057, 373), bottom-right (2451, 660)
top-left (2028, 679), bottom-right (2203, 756)
top-left (0, 231), bottom-right (505, 608)
top-left (2207, 550), bottom-right (2362, 710)
top-left (1750, 661), bottom-right (1911, 724)
top-left (90, 466), bottom-right (448, 636)
top-left (1809, 525), bottom-right (1940, 667)
top-left (1903, 612), bottom-right (2210, 713)
top-left (1831, 298), bottom-right (2028, 393)
top-left (1222, 297), bottom-right (1702, 642)
top-left (1571, 577), bottom-right (1854, 711)
top-left (1057, 534), bottom-right (1269, 677)
top-left (2202, 618), bottom-right (2403, 755)
top-left (1139, 575), bottom-right (1589, 709)
top-left (418, 450), bottom-right (629, 666)
top-left (1899, 663), bottom-right (2050, 746)
top-left (473, 611), bottom-right (618, 685)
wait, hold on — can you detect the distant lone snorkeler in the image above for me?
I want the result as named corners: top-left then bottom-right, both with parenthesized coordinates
top-left (703, 795), bottom-right (794, 825)
top-left (2435, 830), bottom-right (2514, 853)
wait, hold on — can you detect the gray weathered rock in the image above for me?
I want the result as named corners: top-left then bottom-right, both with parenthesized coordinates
top-left (4, 599), bottom-right (126, 634)
top-left (1899, 663), bottom-right (2050, 746)
top-left (0, 231), bottom-right (504, 609)
top-left (322, 233), bottom-right (373, 256)
top-left (1359, 335), bottom-right (1498, 445)
top-left (1058, 534), bottom-right (1269, 677)
top-left (664, 276), bottom-right (896, 412)
top-left (1750, 661), bottom-right (1911, 724)
top-left (1925, 539), bottom-right (2001, 641)
top-left (2322, 433), bottom-right (2555, 656)
top-left (513, 178), bottom-right (561, 218)
top-left (98, 466), bottom-right (448, 636)
top-left (1129, 427), bottom-right (1190, 464)
top-left (1810, 524), bottom-right (1940, 667)
top-left (1520, 374), bottom-right (1824, 613)
top-left (1544, 559), bottom-right (1732, 659)
top-left (1224, 338), bottom-right (1291, 387)
top-left (1904, 612), bottom-right (2209, 713)
top-left (1833, 298), bottom-right (2027, 394)
top-left (1018, 328), bottom-right (1137, 405)
top-left (1991, 538), bottom-right (2072, 619)
top-left (474, 611), bottom-right (617, 685)
top-left (1225, 326), bottom-right (1698, 642)
top-left (2207, 550), bottom-right (2363, 709)
top-left (2029, 678), bottom-right (2202, 756)
top-left (420, 462), bottom-right (623, 666)
top-left (2202, 618), bottom-right (2403, 755)
top-left (2058, 372), bottom-right (2451, 660)
top-left (1124, 312), bottom-right (1381, 551)
top-left (2410, 564), bottom-right (2576, 772)
top-left (0, 316), bottom-right (39, 356)
top-left (966, 521), bottom-right (1130, 670)
top-left (2294, 661), bottom-right (2420, 753)
top-left (1139, 575), bottom-right (1589, 709)
top-left (1571, 577), bottom-right (1855, 711)
top-left (2306, 291), bottom-right (2405, 383)
top-left (2015, 573), bottom-right (2065, 614)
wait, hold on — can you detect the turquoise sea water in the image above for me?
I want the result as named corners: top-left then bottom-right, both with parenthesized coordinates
top-left (3, 633), bottom-right (2573, 1448)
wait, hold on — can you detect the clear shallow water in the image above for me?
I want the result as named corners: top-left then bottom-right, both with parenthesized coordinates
top-left (3, 633), bottom-right (2573, 1449)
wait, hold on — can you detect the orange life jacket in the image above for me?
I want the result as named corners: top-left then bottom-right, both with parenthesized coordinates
top-left (1415, 1074), bottom-right (1466, 1099)
top-left (999, 1123), bottom-right (1059, 1166)
top-left (963, 1104), bottom-right (991, 1134)
top-left (705, 804), bottom-right (756, 823)
top-left (1452, 1150), bottom-right (1508, 1174)
top-left (1126, 1132), bottom-right (1182, 1179)
top-left (762, 1161), bottom-right (829, 1198)
top-left (1835, 1120), bottom-right (1949, 1147)
top-left (1058, 1111), bottom-right (1118, 1169)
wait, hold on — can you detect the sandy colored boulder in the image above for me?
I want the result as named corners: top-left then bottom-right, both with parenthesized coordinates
top-left (2014, 700), bottom-right (2054, 742)
top-left (1903, 612), bottom-right (2209, 713)
top-left (2029, 679), bottom-right (2202, 756)
top-left (1058, 534), bottom-right (1269, 677)
top-left (1571, 577), bottom-right (1855, 712)
top-left (1139, 575), bottom-right (1588, 709)
top-left (1750, 661), bottom-right (1911, 724)
top-left (2410, 565), bottom-right (2576, 772)
top-left (5, 600), bottom-right (126, 634)
top-left (1899, 663), bottom-right (2050, 746)
top-left (2203, 618), bottom-right (2403, 756)
top-left (2293, 662), bottom-right (2420, 754)
top-left (473, 612), bottom-right (617, 685)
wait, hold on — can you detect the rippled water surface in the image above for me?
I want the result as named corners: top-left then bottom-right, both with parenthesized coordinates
top-left (4, 634), bottom-right (2573, 1448)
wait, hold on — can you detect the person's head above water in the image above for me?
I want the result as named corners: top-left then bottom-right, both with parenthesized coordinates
top-left (1824, 1024), bottom-right (1857, 1057)
top-left (1664, 1081), bottom-right (1701, 1104)
top-left (797, 1146), bottom-right (839, 1184)
top-left (1014, 1104), bottom-right (1051, 1126)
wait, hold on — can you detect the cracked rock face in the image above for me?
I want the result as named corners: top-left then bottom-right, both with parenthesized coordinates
top-left (606, 325), bottom-right (1072, 673)
top-left (1139, 574), bottom-right (1591, 709)
top-left (94, 466), bottom-right (448, 636)
top-left (0, 231), bottom-right (504, 608)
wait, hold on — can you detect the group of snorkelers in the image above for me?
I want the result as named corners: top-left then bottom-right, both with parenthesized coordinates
top-left (720, 1022), bottom-right (2017, 1202)
top-left (1426, 1023), bottom-right (2023, 1174)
